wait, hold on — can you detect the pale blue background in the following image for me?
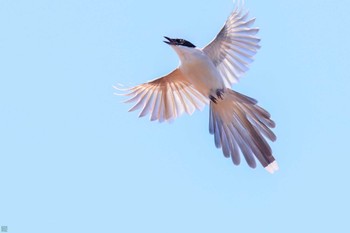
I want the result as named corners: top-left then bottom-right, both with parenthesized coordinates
top-left (1, 0), bottom-right (349, 232)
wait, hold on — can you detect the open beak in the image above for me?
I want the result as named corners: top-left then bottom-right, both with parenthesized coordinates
top-left (163, 36), bottom-right (176, 45)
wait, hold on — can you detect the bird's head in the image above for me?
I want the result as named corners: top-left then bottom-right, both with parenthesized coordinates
top-left (163, 36), bottom-right (197, 60)
top-left (163, 36), bottom-right (196, 48)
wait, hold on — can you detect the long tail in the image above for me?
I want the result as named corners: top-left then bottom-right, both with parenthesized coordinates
top-left (209, 88), bottom-right (278, 173)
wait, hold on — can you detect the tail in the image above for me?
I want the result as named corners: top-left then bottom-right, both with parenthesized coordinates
top-left (209, 88), bottom-right (278, 173)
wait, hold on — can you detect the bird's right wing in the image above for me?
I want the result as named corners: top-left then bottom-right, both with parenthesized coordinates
top-left (115, 68), bottom-right (208, 122)
top-left (202, 0), bottom-right (260, 87)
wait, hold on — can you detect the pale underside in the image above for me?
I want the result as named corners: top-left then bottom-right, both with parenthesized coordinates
top-left (115, 0), bottom-right (278, 173)
top-left (116, 0), bottom-right (261, 122)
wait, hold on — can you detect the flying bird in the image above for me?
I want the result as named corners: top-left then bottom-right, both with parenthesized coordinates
top-left (115, 1), bottom-right (278, 173)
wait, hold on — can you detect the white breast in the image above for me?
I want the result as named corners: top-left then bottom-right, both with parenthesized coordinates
top-left (174, 46), bottom-right (224, 97)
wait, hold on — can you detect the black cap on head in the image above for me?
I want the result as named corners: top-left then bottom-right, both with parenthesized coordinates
top-left (163, 36), bottom-right (196, 48)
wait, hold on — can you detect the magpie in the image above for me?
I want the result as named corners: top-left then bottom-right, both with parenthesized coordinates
top-left (116, 1), bottom-right (278, 173)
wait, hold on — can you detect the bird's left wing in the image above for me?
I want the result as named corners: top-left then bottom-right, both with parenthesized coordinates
top-left (202, 1), bottom-right (260, 86)
top-left (115, 68), bottom-right (208, 122)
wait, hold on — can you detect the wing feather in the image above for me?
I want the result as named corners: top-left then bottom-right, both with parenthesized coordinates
top-left (115, 69), bottom-right (208, 122)
top-left (202, 0), bottom-right (260, 86)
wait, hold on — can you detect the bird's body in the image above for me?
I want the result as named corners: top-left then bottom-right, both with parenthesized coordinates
top-left (176, 47), bottom-right (225, 97)
top-left (116, 1), bottom-right (279, 173)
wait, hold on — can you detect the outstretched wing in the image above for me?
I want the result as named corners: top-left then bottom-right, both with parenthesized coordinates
top-left (202, 0), bottom-right (260, 87)
top-left (115, 69), bottom-right (208, 122)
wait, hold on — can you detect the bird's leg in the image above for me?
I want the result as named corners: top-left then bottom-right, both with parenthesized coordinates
top-left (209, 95), bottom-right (218, 104)
top-left (210, 89), bottom-right (225, 104)
top-left (216, 88), bottom-right (225, 100)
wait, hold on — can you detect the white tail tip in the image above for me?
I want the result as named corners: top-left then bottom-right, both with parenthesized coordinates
top-left (265, 161), bottom-right (279, 174)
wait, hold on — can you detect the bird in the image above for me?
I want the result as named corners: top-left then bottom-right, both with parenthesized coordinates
top-left (115, 0), bottom-right (279, 173)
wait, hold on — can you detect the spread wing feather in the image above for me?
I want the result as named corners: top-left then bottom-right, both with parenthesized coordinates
top-left (202, 0), bottom-right (260, 86)
top-left (115, 69), bottom-right (208, 122)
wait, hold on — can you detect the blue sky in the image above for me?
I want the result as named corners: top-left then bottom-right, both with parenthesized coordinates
top-left (1, 0), bottom-right (349, 232)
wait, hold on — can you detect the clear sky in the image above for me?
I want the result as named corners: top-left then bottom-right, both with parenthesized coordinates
top-left (1, 0), bottom-right (349, 232)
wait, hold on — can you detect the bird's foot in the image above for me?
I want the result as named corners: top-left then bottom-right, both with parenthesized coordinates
top-left (210, 89), bottom-right (225, 104)
top-left (216, 89), bottom-right (224, 100)
top-left (209, 95), bottom-right (218, 104)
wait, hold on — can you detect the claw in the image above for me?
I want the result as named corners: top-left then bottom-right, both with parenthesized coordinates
top-left (216, 89), bottom-right (224, 100)
top-left (209, 95), bottom-right (217, 104)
